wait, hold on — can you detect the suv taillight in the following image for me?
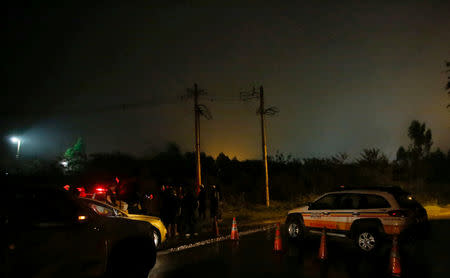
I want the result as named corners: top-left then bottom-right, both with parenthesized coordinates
top-left (388, 210), bottom-right (407, 217)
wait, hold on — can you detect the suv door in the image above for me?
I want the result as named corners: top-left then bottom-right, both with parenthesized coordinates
top-left (307, 193), bottom-right (342, 230)
top-left (334, 193), bottom-right (361, 232)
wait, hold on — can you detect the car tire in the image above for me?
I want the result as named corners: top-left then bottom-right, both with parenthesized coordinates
top-left (286, 214), bottom-right (304, 242)
top-left (153, 230), bottom-right (161, 248)
top-left (354, 227), bottom-right (379, 253)
top-left (107, 238), bottom-right (156, 278)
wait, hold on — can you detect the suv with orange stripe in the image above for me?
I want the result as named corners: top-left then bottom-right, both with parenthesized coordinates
top-left (286, 186), bottom-right (429, 252)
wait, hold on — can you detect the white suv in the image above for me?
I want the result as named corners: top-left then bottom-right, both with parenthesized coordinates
top-left (286, 186), bottom-right (429, 252)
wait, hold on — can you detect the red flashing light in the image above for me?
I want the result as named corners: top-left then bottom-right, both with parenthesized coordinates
top-left (115, 177), bottom-right (120, 184)
top-left (64, 185), bottom-right (70, 191)
top-left (150, 194), bottom-right (154, 200)
top-left (77, 187), bottom-right (87, 197)
top-left (95, 186), bottom-right (107, 194)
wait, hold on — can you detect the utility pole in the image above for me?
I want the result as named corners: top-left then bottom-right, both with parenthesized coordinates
top-left (241, 85), bottom-right (279, 207)
top-left (259, 86), bottom-right (270, 207)
top-left (182, 83), bottom-right (212, 196)
top-left (194, 84), bottom-right (202, 195)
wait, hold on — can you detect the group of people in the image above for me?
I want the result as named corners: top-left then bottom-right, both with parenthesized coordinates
top-left (160, 184), bottom-right (220, 238)
top-left (88, 179), bottom-right (221, 238)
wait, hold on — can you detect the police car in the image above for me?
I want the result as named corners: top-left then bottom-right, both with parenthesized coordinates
top-left (286, 186), bottom-right (429, 252)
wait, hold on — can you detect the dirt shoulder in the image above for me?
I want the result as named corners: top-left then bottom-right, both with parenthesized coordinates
top-left (424, 204), bottom-right (450, 219)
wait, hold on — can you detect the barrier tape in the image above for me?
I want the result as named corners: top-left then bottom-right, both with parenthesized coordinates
top-left (158, 224), bottom-right (276, 255)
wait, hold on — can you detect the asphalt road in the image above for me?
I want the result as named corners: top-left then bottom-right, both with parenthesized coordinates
top-left (149, 220), bottom-right (450, 278)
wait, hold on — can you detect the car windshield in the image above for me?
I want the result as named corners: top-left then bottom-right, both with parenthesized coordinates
top-left (81, 199), bottom-right (116, 217)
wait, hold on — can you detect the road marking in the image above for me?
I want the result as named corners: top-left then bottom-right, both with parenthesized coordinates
top-left (158, 225), bottom-right (276, 255)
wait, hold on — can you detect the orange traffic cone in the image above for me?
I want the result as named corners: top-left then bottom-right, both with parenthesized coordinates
top-left (230, 217), bottom-right (239, 240)
top-left (318, 228), bottom-right (327, 260)
top-left (274, 223), bottom-right (283, 252)
top-left (214, 216), bottom-right (220, 237)
top-left (389, 235), bottom-right (401, 277)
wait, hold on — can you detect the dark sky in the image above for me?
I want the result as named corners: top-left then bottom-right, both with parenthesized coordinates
top-left (3, 1), bottom-right (450, 161)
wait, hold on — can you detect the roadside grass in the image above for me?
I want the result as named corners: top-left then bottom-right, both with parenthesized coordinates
top-left (220, 194), bottom-right (318, 226)
top-left (221, 201), bottom-right (294, 224)
top-left (422, 203), bottom-right (450, 219)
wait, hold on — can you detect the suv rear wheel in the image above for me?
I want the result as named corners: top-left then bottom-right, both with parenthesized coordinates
top-left (354, 228), bottom-right (379, 252)
top-left (286, 215), bottom-right (304, 241)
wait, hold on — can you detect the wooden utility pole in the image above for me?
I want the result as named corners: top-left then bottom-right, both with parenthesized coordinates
top-left (182, 83), bottom-right (212, 196)
top-left (259, 86), bottom-right (270, 207)
top-left (194, 84), bottom-right (202, 195)
top-left (240, 85), bottom-right (279, 207)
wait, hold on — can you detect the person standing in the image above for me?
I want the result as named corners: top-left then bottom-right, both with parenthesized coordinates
top-left (198, 185), bottom-right (206, 220)
top-left (166, 186), bottom-right (178, 238)
top-left (210, 185), bottom-right (220, 222)
top-left (106, 184), bottom-right (117, 207)
top-left (182, 188), bottom-right (196, 236)
top-left (159, 185), bottom-right (169, 234)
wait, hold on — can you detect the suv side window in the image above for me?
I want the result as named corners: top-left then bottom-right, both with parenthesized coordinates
top-left (338, 194), bottom-right (360, 209)
top-left (358, 194), bottom-right (390, 209)
top-left (310, 194), bottom-right (341, 210)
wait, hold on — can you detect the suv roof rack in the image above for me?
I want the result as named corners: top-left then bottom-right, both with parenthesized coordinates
top-left (336, 185), bottom-right (408, 194)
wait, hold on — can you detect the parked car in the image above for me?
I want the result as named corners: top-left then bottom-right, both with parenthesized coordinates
top-left (80, 197), bottom-right (167, 248)
top-left (1, 183), bottom-right (157, 278)
top-left (286, 186), bottom-right (429, 252)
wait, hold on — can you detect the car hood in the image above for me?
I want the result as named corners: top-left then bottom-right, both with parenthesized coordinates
top-left (127, 214), bottom-right (162, 222)
top-left (288, 205), bottom-right (310, 214)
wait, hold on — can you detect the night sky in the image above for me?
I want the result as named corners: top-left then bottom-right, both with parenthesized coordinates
top-left (3, 1), bottom-right (450, 161)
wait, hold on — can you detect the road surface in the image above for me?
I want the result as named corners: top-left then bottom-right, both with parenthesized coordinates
top-left (149, 220), bottom-right (450, 278)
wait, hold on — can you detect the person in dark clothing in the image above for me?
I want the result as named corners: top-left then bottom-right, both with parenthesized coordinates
top-left (159, 185), bottom-right (169, 229)
top-left (181, 188), bottom-right (197, 235)
top-left (124, 181), bottom-right (141, 214)
top-left (198, 185), bottom-right (206, 220)
top-left (166, 186), bottom-right (178, 238)
top-left (106, 185), bottom-right (117, 207)
top-left (174, 186), bottom-right (183, 236)
top-left (210, 185), bottom-right (220, 221)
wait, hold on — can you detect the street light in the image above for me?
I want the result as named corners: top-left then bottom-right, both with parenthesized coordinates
top-left (10, 137), bottom-right (21, 159)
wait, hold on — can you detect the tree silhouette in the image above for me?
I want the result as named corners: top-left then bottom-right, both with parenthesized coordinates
top-left (357, 148), bottom-right (388, 167)
top-left (332, 152), bottom-right (349, 165)
top-left (63, 137), bottom-right (87, 174)
top-left (407, 120), bottom-right (432, 159)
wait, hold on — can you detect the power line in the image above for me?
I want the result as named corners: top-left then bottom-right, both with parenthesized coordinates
top-left (1, 98), bottom-right (181, 118)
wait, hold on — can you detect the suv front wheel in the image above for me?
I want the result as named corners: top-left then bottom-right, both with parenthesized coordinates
top-left (286, 215), bottom-right (304, 241)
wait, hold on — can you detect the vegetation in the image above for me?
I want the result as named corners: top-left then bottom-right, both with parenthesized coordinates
top-left (2, 121), bottom-right (449, 207)
top-left (63, 137), bottom-right (87, 174)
